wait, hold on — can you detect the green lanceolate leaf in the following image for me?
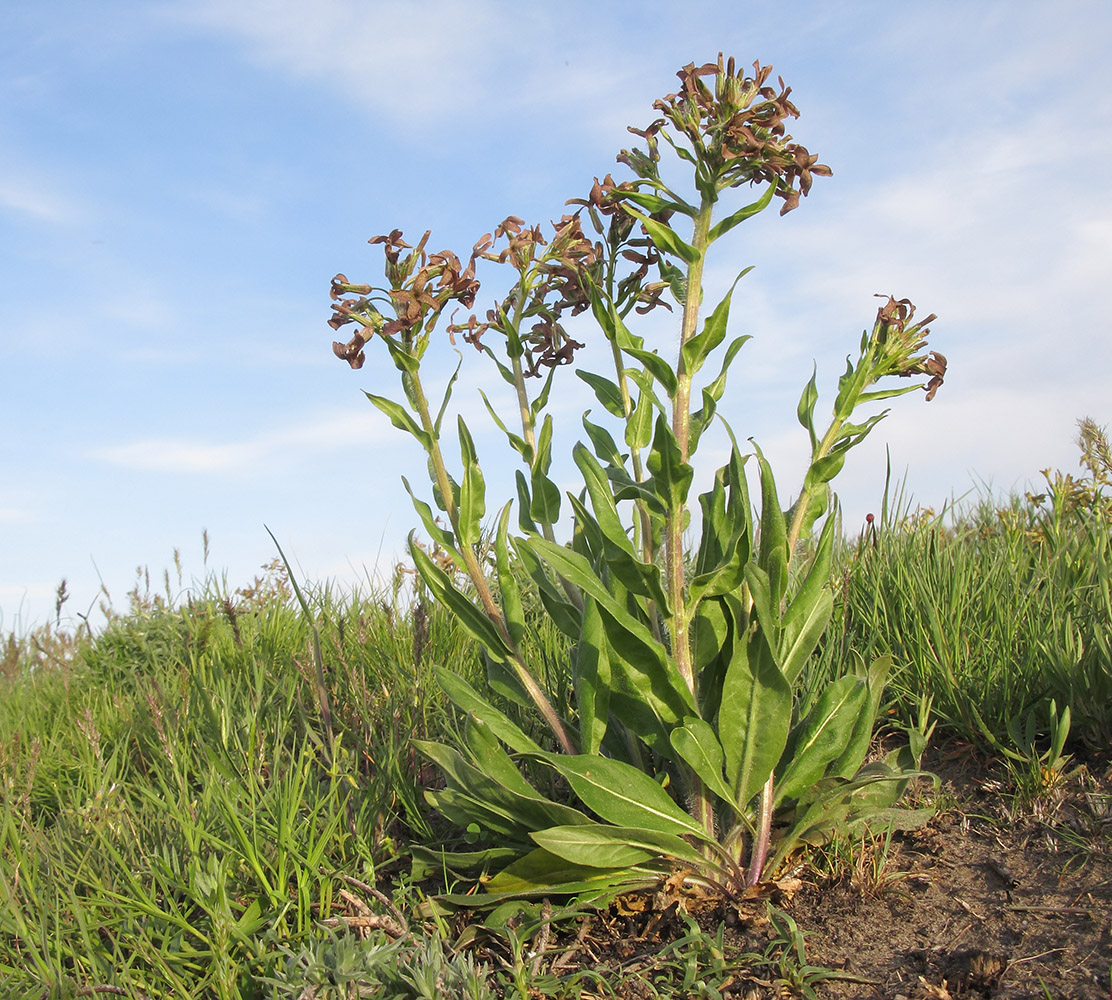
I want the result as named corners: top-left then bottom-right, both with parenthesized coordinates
top-left (520, 538), bottom-right (692, 724)
top-left (779, 512), bottom-right (836, 683)
top-left (670, 717), bottom-right (734, 803)
top-left (495, 504), bottom-right (526, 647)
top-left (515, 470), bottom-right (538, 534)
top-left (623, 346), bottom-right (679, 398)
top-left (408, 535), bottom-right (513, 663)
top-left (626, 384), bottom-right (655, 451)
top-left (575, 597), bottom-right (611, 756)
top-left (512, 540), bottom-right (580, 638)
top-left (435, 667), bottom-right (542, 755)
top-left (752, 443), bottom-right (789, 606)
top-left (706, 181), bottom-right (777, 242)
top-left (484, 848), bottom-right (655, 898)
top-left (479, 389), bottom-right (531, 462)
top-left (774, 675), bottom-right (868, 807)
top-left (365, 391), bottom-right (433, 449)
top-left (532, 822), bottom-right (705, 870)
top-left (463, 716), bottom-right (593, 827)
top-left (433, 357), bottom-right (463, 436)
top-left (623, 206), bottom-right (702, 265)
top-left (577, 371), bottom-right (627, 419)
top-left (401, 476), bottom-right (458, 555)
top-left (778, 588), bottom-right (833, 686)
top-left (582, 413), bottom-right (627, 470)
top-left (681, 267), bottom-right (753, 378)
top-left (829, 655), bottom-right (892, 779)
top-left (718, 630), bottom-right (792, 809)
top-left (574, 443), bottom-right (668, 607)
top-left (530, 414), bottom-right (561, 525)
top-left (647, 415), bottom-right (693, 510)
top-left (418, 740), bottom-right (586, 834)
top-left (797, 365), bottom-right (819, 453)
top-left (538, 754), bottom-right (710, 840)
top-left (531, 470), bottom-right (562, 526)
top-left (620, 186), bottom-right (698, 218)
top-left (457, 416), bottom-right (486, 547)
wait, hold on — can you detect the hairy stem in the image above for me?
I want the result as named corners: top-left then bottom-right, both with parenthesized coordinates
top-left (668, 198), bottom-right (714, 838)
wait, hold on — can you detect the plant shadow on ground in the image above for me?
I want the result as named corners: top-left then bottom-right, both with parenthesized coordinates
top-left (423, 744), bottom-right (1111, 1000)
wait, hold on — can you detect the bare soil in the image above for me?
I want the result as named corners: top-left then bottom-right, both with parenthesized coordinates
top-left (783, 746), bottom-right (1112, 999)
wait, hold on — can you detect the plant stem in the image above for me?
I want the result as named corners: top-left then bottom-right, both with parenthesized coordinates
top-left (668, 198), bottom-right (714, 838)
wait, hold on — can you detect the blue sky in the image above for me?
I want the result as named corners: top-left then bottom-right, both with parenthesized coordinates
top-left (3, 1), bottom-right (1111, 631)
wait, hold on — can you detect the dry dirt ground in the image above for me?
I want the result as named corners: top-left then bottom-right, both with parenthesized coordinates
top-left (783, 746), bottom-right (1112, 999)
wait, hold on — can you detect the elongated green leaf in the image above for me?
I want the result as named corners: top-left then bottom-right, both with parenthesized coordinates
top-left (647, 415), bottom-right (693, 509)
top-left (575, 597), bottom-right (610, 756)
top-left (779, 589), bottom-right (833, 685)
top-left (425, 785), bottom-right (531, 839)
top-left (409, 536), bottom-right (512, 662)
top-left (625, 385), bottom-right (655, 451)
top-left (539, 754), bottom-right (710, 840)
top-left (707, 181), bottom-right (777, 242)
top-left (620, 187), bottom-right (697, 218)
top-left (457, 416), bottom-right (486, 547)
top-left (829, 655), bottom-right (892, 779)
top-left (435, 667), bottom-right (542, 755)
top-left (365, 391), bottom-right (432, 449)
top-left (670, 717), bottom-right (734, 803)
top-left (535, 412), bottom-right (555, 475)
top-left (531, 366), bottom-right (557, 419)
top-left (515, 471), bottom-right (538, 534)
top-left (623, 206), bottom-right (701, 264)
top-left (520, 538), bottom-right (691, 721)
top-left (494, 504), bottom-right (526, 647)
top-left (401, 476), bottom-right (457, 554)
top-left (463, 717), bottom-right (593, 827)
top-left (774, 676), bottom-right (868, 806)
top-left (484, 848), bottom-right (655, 898)
top-left (532, 823), bottom-right (704, 869)
top-left (419, 740), bottom-right (587, 833)
top-left (752, 443), bottom-right (788, 605)
top-left (530, 470), bottom-right (562, 526)
top-left (681, 267), bottom-right (753, 378)
top-left (718, 631), bottom-right (791, 809)
top-left (582, 413), bottom-right (627, 470)
top-left (623, 347), bottom-right (679, 398)
top-left (410, 845), bottom-right (521, 881)
top-left (577, 371), bottom-right (627, 418)
top-left (797, 365), bottom-right (819, 453)
top-left (512, 539), bottom-right (580, 638)
top-left (479, 389), bottom-right (530, 461)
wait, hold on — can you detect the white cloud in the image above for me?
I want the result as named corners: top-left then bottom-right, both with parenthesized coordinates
top-left (0, 170), bottom-right (84, 224)
top-left (91, 406), bottom-right (396, 473)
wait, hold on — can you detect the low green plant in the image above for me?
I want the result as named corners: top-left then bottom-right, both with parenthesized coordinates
top-left (329, 55), bottom-right (944, 904)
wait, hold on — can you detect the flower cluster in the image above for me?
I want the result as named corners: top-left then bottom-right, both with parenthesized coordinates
top-left (624, 54), bottom-right (832, 214)
top-left (329, 230), bottom-right (485, 368)
top-left (446, 215), bottom-right (600, 377)
top-left (872, 295), bottom-right (947, 400)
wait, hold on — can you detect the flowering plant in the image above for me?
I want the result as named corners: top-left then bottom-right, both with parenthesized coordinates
top-left (330, 56), bottom-right (945, 907)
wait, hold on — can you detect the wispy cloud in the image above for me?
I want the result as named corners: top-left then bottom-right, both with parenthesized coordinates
top-left (0, 169), bottom-right (84, 224)
top-left (91, 407), bottom-right (395, 473)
